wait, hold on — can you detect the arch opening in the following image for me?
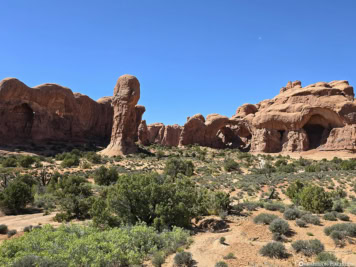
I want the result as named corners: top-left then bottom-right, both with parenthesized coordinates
top-left (217, 126), bottom-right (251, 152)
top-left (12, 103), bottom-right (34, 138)
top-left (302, 115), bottom-right (332, 150)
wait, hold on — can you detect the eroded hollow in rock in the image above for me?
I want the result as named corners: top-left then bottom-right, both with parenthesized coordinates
top-left (217, 126), bottom-right (251, 152)
top-left (12, 103), bottom-right (34, 137)
top-left (302, 114), bottom-right (333, 150)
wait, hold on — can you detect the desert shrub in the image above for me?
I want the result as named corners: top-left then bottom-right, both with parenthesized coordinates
top-left (264, 202), bottom-right (285, 212)
top-left (0, 180), bottom-right (33, 214)
top-left (11, 255), bottom-right (66, 267)
top-left (253, 213), bottom-right (279, 225)
top-left (301, 214), bottom-right (321, 225)
top-left (286, 180), bottom-right (304, 205)
top-left (223, 158), bottom-right (239, 172)
top-left (340, 159), bottom-right (356, 170)
top-left (23, 225), bottom-right (33, 233)
top-left (269, 219), bottom-right (290, 235)
top-left (223, 253), bottom-right (235, 260)
top-left (296, 219), bottom-right (307, 228)
top-left (299, 185), bottom-right (333, 213)
top-left (305, 164), bottom-right (321, 173)
top-left (174, 251), bottom-right (193, 267)
top-left (215, 261), bottom-right (228, 267)
top-left (324, 223), bottom-right (356, 237)
top-left (0, 224), bottom-right (189, 266)
top-left (259, 242), bottom-right (288, 259)
top-left (60, 153), bottom-right (80, 168)
top-left (337, 213), bottom-right (350, 221)
top-left (283, 208), bottom-right (301, 220)
top-left (330, 230), bottom-right (346, 247)
top-left (332, 201), bottom-right (344, 212)
top-left (277, 164), bottom-right (295, 173)
top-left (54, 175), bottom-right (93, 221)
top-left (7, 229), bottom-right (17, 237)
top-left (18, 155), bottom-right (36, 168)
top-left (91, 173), bottom-right (205, 230)
top-left (323, 212), bottom-right (337, 221)
top-left (0, 224), bottom-right (8, 234)
top-left (2, 157), bottom-right (17, 167)
top-left (241, 201), bottom-right (260, 211)
top-left (85, 152), bottom-right (102, 164)
top-left (292, 239), bottom-right (324, 256)
top-left (219, 236), bottom-right (226, 244)
top-left (315, 252), bottom-right (340, 263)
top-left (152, 251), bottom-right (165, 267)
top-left (211, 191), bottom-right (231, 214)
top-left (93, 166), bottom-right (118, 186)
top-left (164, 158), bottom-right (194, 178)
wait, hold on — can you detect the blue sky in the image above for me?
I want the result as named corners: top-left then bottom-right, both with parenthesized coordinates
top-left (1, 0), bottom-right (355, 125)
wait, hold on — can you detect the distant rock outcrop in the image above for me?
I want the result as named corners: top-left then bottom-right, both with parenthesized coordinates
top-left (236, 80), bottom-right (356, 152)
top-left (0, 78), bottom-right (113, 145)
top-left (143, 80), bottom-right (356, 153)
top-left (101, 74), bottom-right (144, 156)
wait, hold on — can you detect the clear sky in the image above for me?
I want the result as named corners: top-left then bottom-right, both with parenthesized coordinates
top-left (1, 0), bottom-right (355, 125)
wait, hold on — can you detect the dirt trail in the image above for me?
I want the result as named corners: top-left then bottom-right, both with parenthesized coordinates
top-left (163, 212), bottom-right (356, 267)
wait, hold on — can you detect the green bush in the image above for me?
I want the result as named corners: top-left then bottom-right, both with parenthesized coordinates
top-left (286, 180), bottom-right (304, 205)
top-left (215, 261), bottom-right (228, 267)
top-left (0, 224), bottom-right (8, 234)
top-left (174, 251), bottom-right (193, 267)
top-left (340, 159), bottom-right (356, 170)
top-left (60, 153), bottom-right (80, 168)
top-left (164, 158), bottom-right (194, 178)
top-left (253, 213), bottom-right (279, 225)
top-left (324, 223), bottom-right (356, 237)
top-left (152, 251), bottom-right (165, 267)
top-left (93, 166), bottom-right (118, 186)
top-left (91, 173), bottom-right (204, 230)
top-left (18, 155), bottom-right (36, 168)
top-left (323, 212), bottom-right (337, 221)
top-left (283, 208), bottom-right (301, 220)
top-left (269, 219), bottom-right (290, 235)
top-left (0, 224), bottom-right (189, 266)
top-left (223, 253), bottom-right (236, 260)
top-left (291, 239), bottom-right (324, 256)
top-left (330, 230), bottom-right (346, 247)
top-left (2, 157), bottom-right (17, 167)
top-left (85, 152), bottom-right (102, 164)
top-left (299, 185), bottom-right (333, 213)
top-left (0, 180), bottom-right (33, 214)
top-left (296, 219), bottom-right (307, 228)
top-left (337, 213), bottom-right (350, 221)
top-left (223, 158), bottom-right (239, 172)
top-left (264, 202), bottom-right (285, 212)
top-left (12, 255), bottom-right (66, 267)
top-left (259, 242), bottom-right (288, 259)
top-left (301, 214), bottom-right (321, 225)
top-left (54, 175), bottom-right (93, 221)
top-left (315, 252), bottom-right (340, 263)
top-left (7, 229), bottom-right (17, 237)
top-left (219, 236), bottom-right (226, 244)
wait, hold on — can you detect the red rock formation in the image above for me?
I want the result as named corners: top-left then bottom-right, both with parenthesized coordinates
top-left (138, 120), bottom-right (149, 146)
top-left (0, 78), bottom-right (113, 145)
top-left (102, 74), bottom-right (144, 156)
top-left (179, 113), bottom-right (229, 148)
top-left (142, 80), bottom-right (356, 153)
top-left (239, 80), bottom-right (356, 152)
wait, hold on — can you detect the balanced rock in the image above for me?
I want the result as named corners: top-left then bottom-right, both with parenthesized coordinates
top-left (102, 75), bottom-right (144, 156)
